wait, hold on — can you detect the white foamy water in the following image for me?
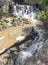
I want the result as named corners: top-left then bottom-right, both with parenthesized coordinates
top-left (19, 51), bottom-right (32, 59)
top-left (12, 4), bottom-right (40, 22)
top-left (16, 24), bottom-right (45, 65)
top-left (16, 26), bottom-right (45, 65)
top-left (16, 51), bottom-right (32, 65)
top-left (26, 26), bottom-right (45, 54)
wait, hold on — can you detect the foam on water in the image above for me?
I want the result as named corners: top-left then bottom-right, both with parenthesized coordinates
top-left (16, 51), bottom-right (32, 65)
top-left (12, 4), bottom-right (40, 22)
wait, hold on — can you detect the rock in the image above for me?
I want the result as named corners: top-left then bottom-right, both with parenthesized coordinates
top-left (0, 36), bottom-right (5, 40)
top-left (7, 23), bottom-right (12, 27)
top-left (0, 48), bottom-right (6, 54)
top-left (4, 18), bottom-right (13, 23)
top-left (35, 40), bottom-right (48, 65)
top-left (16, 36), bottom-right (25, 42)
top-left (42, 63), bottom-right (46, 65)
top-left (21, 18), bottom-right (31, 24)
top-left (36, 60), bottom-right (42, 65)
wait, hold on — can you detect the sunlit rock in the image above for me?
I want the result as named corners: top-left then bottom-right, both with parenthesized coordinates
top-left (16, 36), bottom-right (25, 42)
top-left (0, 48), bottom-right (6, 54)
top-left (7, 23), bottom-right (12, 27)
top-left (0, 36), bottom-right (5, 40)
top-left (4, 18), bottom-right (13, 23)
top-left (36, 60), bottom-right (42, 65)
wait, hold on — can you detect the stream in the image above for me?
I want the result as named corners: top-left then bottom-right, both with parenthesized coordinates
top-left (16, 26), bottom-right (45, 65)
top-left (0, 4), bottom-right (47, 65)
top-left (9, 4), bottom-right (46, 65)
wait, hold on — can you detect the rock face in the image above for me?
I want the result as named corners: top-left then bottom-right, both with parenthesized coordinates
top-left (24, 0), bottom-right (41, 5)
top-left (0, 24), bottom-right (33, 54)
top-left (0, 20), bottom-right (47, 65)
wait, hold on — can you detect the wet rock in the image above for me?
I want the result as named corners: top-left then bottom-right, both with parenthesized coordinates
top-left (35, 40), bottom-right (48, 65)
top-left (36, 60), bottom-right (42, 65)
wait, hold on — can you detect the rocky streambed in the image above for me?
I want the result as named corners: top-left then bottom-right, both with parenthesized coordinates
top-left (0, 19), bottom-right (48, 65)
top-left (0, 4), bottom-right (48, 65)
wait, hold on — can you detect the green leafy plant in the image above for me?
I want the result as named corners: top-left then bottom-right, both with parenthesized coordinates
top-left (13, 18), bottom-right (16, 26)
top-left (2, 10), bottom-right (10, 18)
top-left (1, 21), bottom-right (8, 28)
top-left (38, 10), bottom-right (46, 19)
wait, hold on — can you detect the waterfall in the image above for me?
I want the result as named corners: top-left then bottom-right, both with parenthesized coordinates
top-left (16, 51), bottom-right (32, 65)
top-left (16, 25), bottom-right (45, 65)
top-left (12, 4), bottom-right (40, 21)
top-left (26, 26), bottom-right (45, 53)
top-left (10, 4), bottom-right (45, 65)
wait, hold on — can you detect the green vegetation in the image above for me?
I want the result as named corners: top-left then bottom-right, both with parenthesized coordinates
top-left (1, 21), bottom-right (8, 28)
top-left (42, 0), bottom-right (48, 6)
top-left (0, 0), bottom-right (48, 27)
top-left (3, 11), bottom-right (8, 16)
top-left (0, 24), bottom-right (3, 30)
top-left (13, 18), bottom-right (16, 26)
top-left (38, 0), bottom-right (48, 20)
top-left (38, 10), bottom-right (48, 20)
top-left (2, 10), bottom-right (10, 18)
top-left (38, 11), bottom-right (46, 19)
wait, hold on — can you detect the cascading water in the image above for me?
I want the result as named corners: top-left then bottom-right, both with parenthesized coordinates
top-left (10, 4), bottom-right (45, 65)
top-left (26, 27), bottom-right (45, 54)
top-left (12, 4), bottom-right (40, 21)
top-left (16, 26), bottom-right (45, 65)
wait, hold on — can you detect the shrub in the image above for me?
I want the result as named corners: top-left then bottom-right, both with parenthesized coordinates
top-left (13, 18), bottom-right (16, 26)
top-left (0, 24), bottom-right (3, 30)
top-left (1, 21), bottom-right (8, 28)
top-left (37, 10), bottom-right (46, 20)
top-left (2, 10), bottom-right (10, 17)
